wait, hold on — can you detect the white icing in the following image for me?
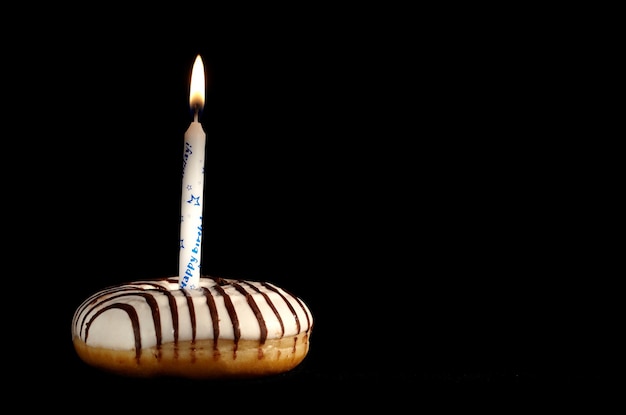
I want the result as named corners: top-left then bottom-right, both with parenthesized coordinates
top-left (72, 277), bottom-right (313, 351)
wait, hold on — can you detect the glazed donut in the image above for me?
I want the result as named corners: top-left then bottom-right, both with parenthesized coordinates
top-left (71, 275), bottom-right (313, 379)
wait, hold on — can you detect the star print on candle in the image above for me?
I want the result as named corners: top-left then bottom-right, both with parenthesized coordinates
top-left (187, 195), bottom-right (201, 206)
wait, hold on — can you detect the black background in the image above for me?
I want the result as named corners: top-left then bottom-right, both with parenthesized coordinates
top-left (7, 5), bottom-right (620, 411)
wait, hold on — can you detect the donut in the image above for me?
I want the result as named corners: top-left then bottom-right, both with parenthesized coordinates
top-left (71, 275), bottom-right (313, 379)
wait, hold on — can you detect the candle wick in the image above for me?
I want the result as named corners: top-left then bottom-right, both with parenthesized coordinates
top-left (193, 106), bottom-right (200, 123)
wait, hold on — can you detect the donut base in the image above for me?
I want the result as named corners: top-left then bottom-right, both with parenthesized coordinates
top-left (73, 334), bottom-right (311, 379)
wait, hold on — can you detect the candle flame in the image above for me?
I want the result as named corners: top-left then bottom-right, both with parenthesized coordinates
top-left (189, 54), bottom-right (205, 112)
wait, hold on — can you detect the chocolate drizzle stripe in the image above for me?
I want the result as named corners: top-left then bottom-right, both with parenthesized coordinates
top-left (201, 287), bottom-right (220, 350)
top-left (73, 281), bottom-right (170, 332)
top-left (262, 282), bottom-right (313, 333)
top-left (163, 290), bottom-right (179, 344)
top-left (293, 295), bottom-right (313, 332)
top-left (73, 286), bottom-right (129, 330)
top-left (243, 281), bottom-right (284, 337)
top-left (77, 291), bottom-right (162, 344)
top-left (212, 283), bottom-right (241, 357)
top-left (233, 282), bottom-right (268, 344)
top-left (182, 289), bottom-right (197, 342)
top-left (86, 303), bottom-right (142, 362)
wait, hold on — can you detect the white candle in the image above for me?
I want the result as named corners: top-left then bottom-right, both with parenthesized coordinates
top-left (179, 54), bottom-right (206, 290)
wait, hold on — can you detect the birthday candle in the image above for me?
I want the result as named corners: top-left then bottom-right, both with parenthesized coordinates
top-left (179, 54), bottom-right (206, 290)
